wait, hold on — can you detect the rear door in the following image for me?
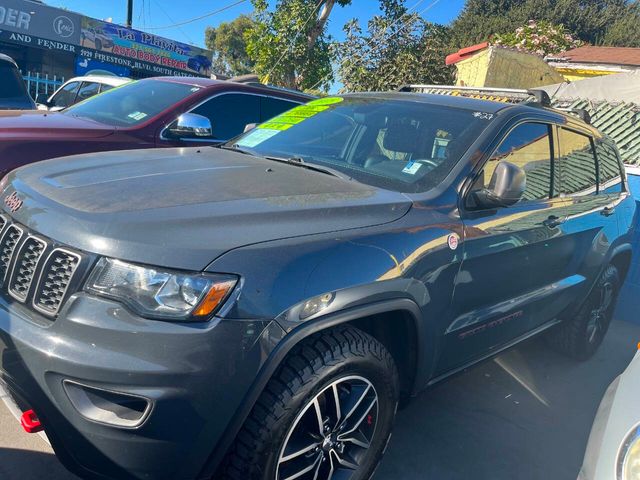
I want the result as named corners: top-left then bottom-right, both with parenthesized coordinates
top-left (438, 121), bottom-right (572, 374)
top-left (552, 127), bottom-right (622, 303)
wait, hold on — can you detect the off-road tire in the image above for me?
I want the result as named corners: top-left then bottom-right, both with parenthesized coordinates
top-left (220, 325), bottom-right (400, 480)
top-left (547, 264), bottom-right (620, 360)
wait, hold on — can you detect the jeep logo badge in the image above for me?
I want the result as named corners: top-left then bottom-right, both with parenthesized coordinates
top-left (4, 192), bottom-right (23, 213)
top-left (53, 16), bottom-right (74, 38)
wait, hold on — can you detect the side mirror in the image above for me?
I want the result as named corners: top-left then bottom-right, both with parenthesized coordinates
top-left (472, 161), bottom-right (526, 209)
top-left (35, 93), bottom-right (49, 106)
top-left (168, 113), bottom-right (213, 139)
top-left (244, 123), bottom-right (259, 133)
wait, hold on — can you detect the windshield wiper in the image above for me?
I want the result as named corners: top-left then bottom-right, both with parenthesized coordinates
top-left (219, 144), bottom-right (258, 156)
top-left (263, 155), bottom-right (349, 180)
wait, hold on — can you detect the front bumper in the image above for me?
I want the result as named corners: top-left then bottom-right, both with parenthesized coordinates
top-left (0, 292), bottom-right (284, 479)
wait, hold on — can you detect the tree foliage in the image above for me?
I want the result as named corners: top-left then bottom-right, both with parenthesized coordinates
top-left (336, 0), bottom-right (454, 92)
top-left (245, 0), bottom-right (351, 90)
top-left (450, 0), bottom-right (640, 48)
top-left (205, 15), bottom-right (256, 76)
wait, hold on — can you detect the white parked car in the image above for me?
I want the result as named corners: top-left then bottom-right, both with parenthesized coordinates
top-left (36, 75), bottom-right (131, 111)
top-left (579, 346), bottom-right (640, 480)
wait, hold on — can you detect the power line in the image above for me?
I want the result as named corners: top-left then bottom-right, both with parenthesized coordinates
top-left (151, 0), bottom-right (196, 44)
top-left (309, 0), bottom-right (440, 90)
top-left (145, 0), bottom-right (249, 30)
top-left (263, 0), bottom-right (325, 83)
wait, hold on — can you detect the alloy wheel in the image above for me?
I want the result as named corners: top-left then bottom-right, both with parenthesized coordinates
top-left (276, 375), bottom-right (379, 480)
top-left (586, 280), bottom-right (614, 344)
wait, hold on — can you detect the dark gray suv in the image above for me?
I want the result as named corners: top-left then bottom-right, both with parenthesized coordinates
top-left (0, 90), bottom-right (635, 480)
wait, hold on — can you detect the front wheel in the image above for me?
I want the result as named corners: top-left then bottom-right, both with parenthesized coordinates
top-left (221, 326), bottom-right (400, 480)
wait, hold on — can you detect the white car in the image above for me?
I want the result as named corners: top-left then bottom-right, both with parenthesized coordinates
top-left (579, 346), bottom-right (640, 480)
top-left (36, 75), bottom-right (131, 111)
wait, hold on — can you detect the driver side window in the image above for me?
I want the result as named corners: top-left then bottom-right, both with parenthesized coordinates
top-left (472, 122), bottom-right (553, 205)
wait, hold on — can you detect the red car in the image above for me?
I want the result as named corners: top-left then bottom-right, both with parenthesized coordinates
top-left (0, 77), bottom-right (312, 176)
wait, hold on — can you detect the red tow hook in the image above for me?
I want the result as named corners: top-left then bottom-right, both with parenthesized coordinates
top-left (20, 409), bottom-right (43, 433)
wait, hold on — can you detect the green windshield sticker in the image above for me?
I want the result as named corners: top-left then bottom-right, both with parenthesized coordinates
top-left (236, 128), bottom-right (281, 147)
top-left (245, 97), bottom-right (343, 146)
top-left (307, 97), bottom-right (343, 106)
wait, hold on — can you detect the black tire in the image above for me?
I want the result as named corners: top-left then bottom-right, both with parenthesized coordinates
top-left (547, 264), bottom-right (620, 360)
top-left (95, 39), bottom-right (102, 50)
top-left (220, 326), bottom-right (400, 480)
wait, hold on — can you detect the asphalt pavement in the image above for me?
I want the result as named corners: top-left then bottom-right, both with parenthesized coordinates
top-left (2, 319), bottom-right (639, 480)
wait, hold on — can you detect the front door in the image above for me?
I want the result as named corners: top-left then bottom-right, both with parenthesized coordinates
top-left (437, 121), bottom-right (575, 374)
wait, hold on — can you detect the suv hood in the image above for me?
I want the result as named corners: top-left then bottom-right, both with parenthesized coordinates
top-left (5, 147), bottom-right (412, 270)
top-left (0, 110), bottom-right (115, 139)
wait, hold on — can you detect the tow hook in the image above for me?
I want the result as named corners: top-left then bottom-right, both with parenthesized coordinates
top-left (20, 409), bottom-right (43, 433)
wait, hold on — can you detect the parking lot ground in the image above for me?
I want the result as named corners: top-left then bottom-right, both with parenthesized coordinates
top-left (1, 319), bottom-right (639, 480)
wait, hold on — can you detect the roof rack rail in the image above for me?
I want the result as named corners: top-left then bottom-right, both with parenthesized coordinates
top-left (397, 84), bottom-right (551, 107)
top-left (228, 74), bottom-right (315, 98)
top-left (554, 107), bottom-right (591, 125)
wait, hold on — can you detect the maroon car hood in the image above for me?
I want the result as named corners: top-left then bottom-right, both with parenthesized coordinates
top-left (0, 110), bottom-right (115, 139)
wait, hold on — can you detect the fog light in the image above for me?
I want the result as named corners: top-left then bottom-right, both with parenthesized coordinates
top-left (63, 380), bottom-right (151, 428)
top-left (300, 292), bottom-right (335, 320)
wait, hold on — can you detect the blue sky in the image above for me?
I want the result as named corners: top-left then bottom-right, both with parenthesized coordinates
top-left (45, 0), bottom-right (466, 48)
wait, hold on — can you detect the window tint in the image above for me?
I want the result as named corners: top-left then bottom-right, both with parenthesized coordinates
top-left (474, 122), bottom-right (552, 202)
top-left (192, 94), bottom-right (261, 140)
top-left (557, 128), bottom-right (597, 197)
top-left (0, 62), bottom-right (27, 98)
top-left (100, 84), bottom-right (114, 93)
top-left (596, 140), bottom-right (623, 194)
top-left (76, 82), bottom-right (101, 103)
top-left (260, 97), bottom-right (299, 122)
top-left (52, 81), bottom-right (81, 108)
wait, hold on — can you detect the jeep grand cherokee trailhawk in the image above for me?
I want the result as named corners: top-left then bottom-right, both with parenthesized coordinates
top-left (0, 88), bottom-right (635, 480)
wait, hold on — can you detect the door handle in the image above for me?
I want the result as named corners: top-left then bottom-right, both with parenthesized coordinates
top-left (543, 215), bottom-right (565, 228)
top-left (601, 206), bottom-right (616, 217)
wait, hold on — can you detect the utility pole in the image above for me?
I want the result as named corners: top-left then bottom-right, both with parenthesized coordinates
top-left (126, 0), bottom-right (133, 28)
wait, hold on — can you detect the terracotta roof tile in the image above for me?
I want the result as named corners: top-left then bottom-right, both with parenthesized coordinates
top-left (557, 46), bottom-right (640, 67)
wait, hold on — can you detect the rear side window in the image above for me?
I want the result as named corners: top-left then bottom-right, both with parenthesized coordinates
top-left (52, 81), bottom-right (81, 108)
top-left (556, 128), bottom-right (597, 197)
top-left (0, 62), bottom-right (27, 98)
top-left (192, 93), bottom-right (261, 140)
top-left (260, 97), bottom-right (299, 122)
top-left (474, 122), bottom-right (553, 202)
top-left (596, 141), bottom-right (623, 193)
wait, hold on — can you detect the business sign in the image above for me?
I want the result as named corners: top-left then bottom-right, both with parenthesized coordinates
top-left (0, 0), bottom-right (81, 45)
top-left (80, 17), bottom-right (212, 77)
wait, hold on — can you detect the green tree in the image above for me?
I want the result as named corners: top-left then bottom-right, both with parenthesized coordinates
top-left (205, 15), bottom-right (256, 77)
top-left (336, 0), bottom-right (454, 92)
top-left (450, 0), bottom-right (640, 48)
top-left (245, 0), bottom-right (352, 90)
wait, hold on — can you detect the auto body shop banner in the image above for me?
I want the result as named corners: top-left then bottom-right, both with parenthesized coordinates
top-left (0, 0), bottom-right (213, 77)
top-left (0, 0), bottom-right (81, 52)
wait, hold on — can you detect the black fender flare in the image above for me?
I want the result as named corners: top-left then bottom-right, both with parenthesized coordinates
top-left (197, 297), bottom-right (427, 479)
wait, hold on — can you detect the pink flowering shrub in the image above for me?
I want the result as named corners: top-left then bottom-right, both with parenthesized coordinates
top-left (493, 20), bottom-right (583, 56)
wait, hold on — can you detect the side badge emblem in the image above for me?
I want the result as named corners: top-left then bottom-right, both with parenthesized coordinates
top-left (4, 192), bottom-right (23, 213)
top-left (447, 233), bottom-right (460, 251)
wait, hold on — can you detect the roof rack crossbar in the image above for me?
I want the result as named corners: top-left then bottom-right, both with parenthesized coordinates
top-left (397, 84), bottom-right (551, 107)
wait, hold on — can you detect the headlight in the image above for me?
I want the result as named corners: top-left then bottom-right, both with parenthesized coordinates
top-left (85, 258), bottom-right (237, 320)
top-left (618, 424), bottom-right (640, 480)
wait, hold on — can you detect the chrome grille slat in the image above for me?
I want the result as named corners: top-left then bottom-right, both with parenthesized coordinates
top-left (33, 249), bottom-right (82, 316)
top-left (0, 218), bottom-right (83, 318)
top-left (8, 236), bottom-right (47, 302)
top-left (0, 224), bottom-right (23, 283)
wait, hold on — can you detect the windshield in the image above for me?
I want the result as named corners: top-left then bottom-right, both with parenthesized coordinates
top-left (230, 96), bottom-right (491, 193)
top-left (0, 62), bottom-right (28, 99)
top-left (63, 79), bottom-right (201, 127)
